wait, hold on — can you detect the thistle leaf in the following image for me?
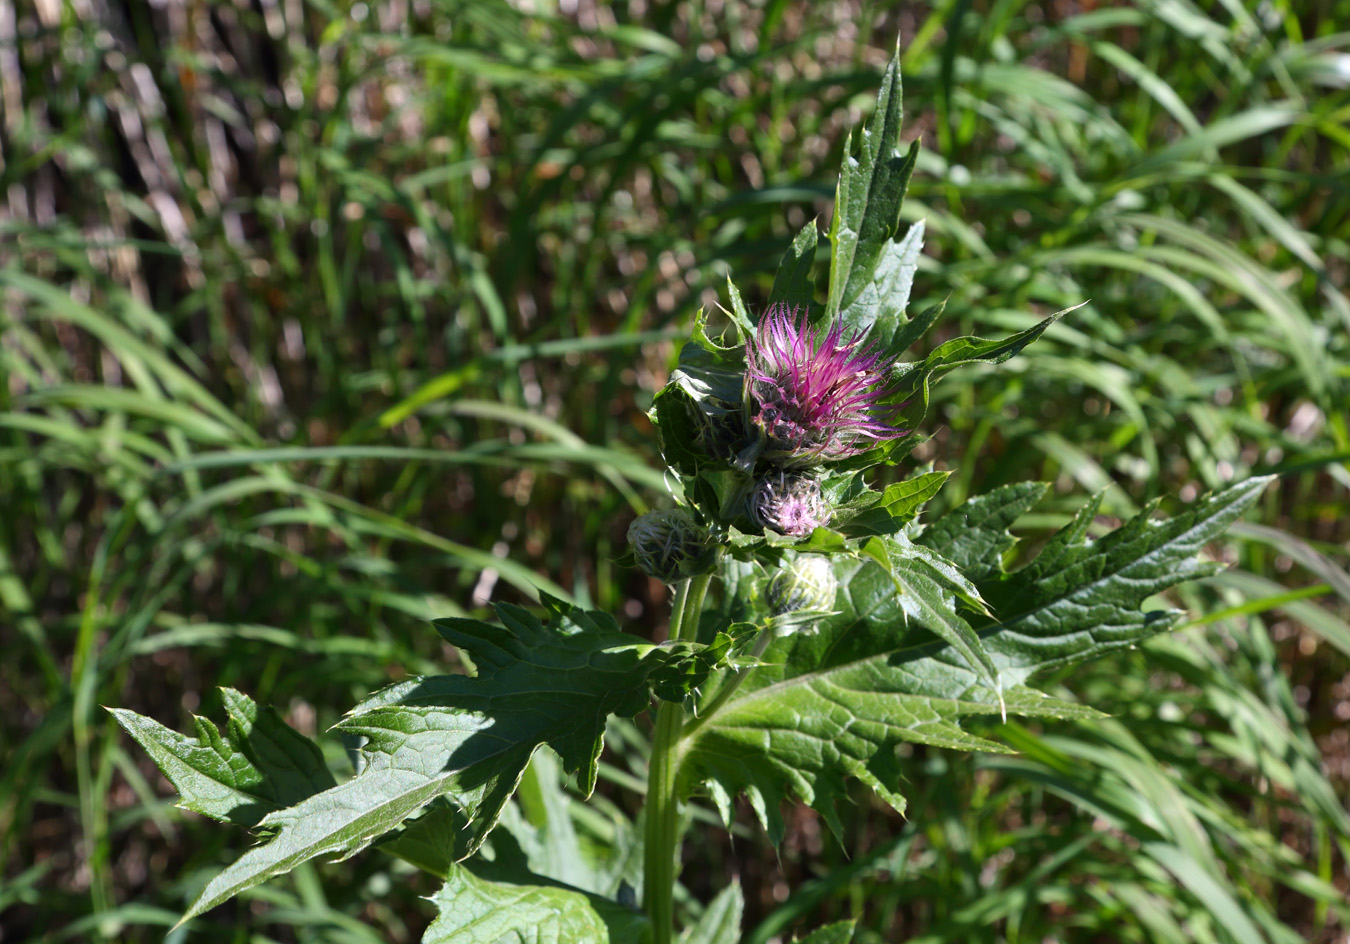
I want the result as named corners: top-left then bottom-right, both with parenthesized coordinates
top-left (108, 689), bottom-right (335, 829)
top-left (174, 597), bottom-right (731, 923)
top-left (858, 535), bottom-right (1003, 708)
top-left (771, 221), bottom-right (820, 314)
top-left (917, 481), bottom-right (1051, 581)
top-left (424, 864), bottom-right (650, 944)
top-left (979, 476), bottom-right (1273, 671)
top-left (826, 43), bottom-right (920, 340)
top-left (723, 273), bottom-right (755, 334)
top-left (679, 478), bottom-right (1269, 841)
top-left (796, 922), bottom-right (857, 944)
top-left (831, 470), bottom-right (951, 537)
top-left (848, 219), bottom-right (925, 352)
top-left (838, 303), bottom-right (1078, 472)
top-left (680, 883), bottom-right (744, 944)
top-left (886, 305), bottom-right (1079, 427)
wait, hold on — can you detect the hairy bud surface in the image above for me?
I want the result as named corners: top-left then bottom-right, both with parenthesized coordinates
top-left (766, 555), bottom-right (838, 617)
top-left (627, 509), bottom-right (707, 583)
top-left (751, 472), bottom-right (830, 536)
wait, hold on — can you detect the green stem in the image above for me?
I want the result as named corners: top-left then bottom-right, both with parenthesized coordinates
top-left (680, 622), bottom-right (775, 741)
top-left (643, 572), bottom-right (711, 944)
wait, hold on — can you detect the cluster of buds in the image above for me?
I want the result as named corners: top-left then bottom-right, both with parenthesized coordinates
top-left (632, 304), bottom-right (907, 593)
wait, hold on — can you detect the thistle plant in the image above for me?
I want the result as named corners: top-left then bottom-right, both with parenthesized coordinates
top-left (112, 48), bottom-right (1270, 944)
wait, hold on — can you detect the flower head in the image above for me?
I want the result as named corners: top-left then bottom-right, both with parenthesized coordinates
top-left (751, 472), bottom-right (830, 536)
top-left (746, 305), bottom-right (907, 466)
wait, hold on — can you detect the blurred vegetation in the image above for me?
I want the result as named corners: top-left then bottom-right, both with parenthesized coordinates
top-left (1, 0), bottom-right (1348, 942)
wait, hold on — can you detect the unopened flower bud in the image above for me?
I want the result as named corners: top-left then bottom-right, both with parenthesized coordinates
top-left (693, 406), bottom-right (744, 463)
top-left (751, 472), bottom-right (830, 536)
top-left (627, 508), bottom-right (707, 583)
top-left (766, 555), bottom-right (837, 616)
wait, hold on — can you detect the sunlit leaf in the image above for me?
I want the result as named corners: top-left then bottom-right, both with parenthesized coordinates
top-left (109, 689), bottom-right (335, 829)
top-left (173, 597), bottom-right (733, 922)
top-left (424, 864), bottom-right (650, 944)
top-left (680, 478), bottom-right (1269, 840)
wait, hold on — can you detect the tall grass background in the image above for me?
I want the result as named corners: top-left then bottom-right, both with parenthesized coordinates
top-left (1, 0), bottom-right (1347, 941)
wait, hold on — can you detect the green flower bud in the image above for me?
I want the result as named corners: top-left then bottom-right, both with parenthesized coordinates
top-left (766, 555), bottom-right (837, 617)
top-left (751, 472), bottom-right (830, 536)
top-left (627, 508), bottom-right (707, 583)
top-left (693, 404), bottom-right (746, 464)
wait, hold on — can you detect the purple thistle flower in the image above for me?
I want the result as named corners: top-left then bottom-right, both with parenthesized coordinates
top-left (745, 304), bottom-right (908, 466)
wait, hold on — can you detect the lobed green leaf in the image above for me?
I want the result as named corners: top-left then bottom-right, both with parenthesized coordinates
top-left (830, 470), bottom-right (950, 537)
top-left (680, 478), bottom-right (1270, 841)
top-left (770, 221), bottom-right (820, 314)
top-left (108, 689), bottom-right (335, 829)
top-left (826, 43), bottom-right (920, 340)
top-left (845, 218), bottom-right (925, 352)
top-left (858, 535), bottom-right (1002, 707)
top-left (827, 304), bottom-right (1077, 474)
top-left (424, 864), bottom-right (650, 944)
top-left (173, 597), bottom-right (731, 923)
top-left (978, 476), bottom-right (1274, 675)
top-left (917, 481), bottom-right (1050, 582)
